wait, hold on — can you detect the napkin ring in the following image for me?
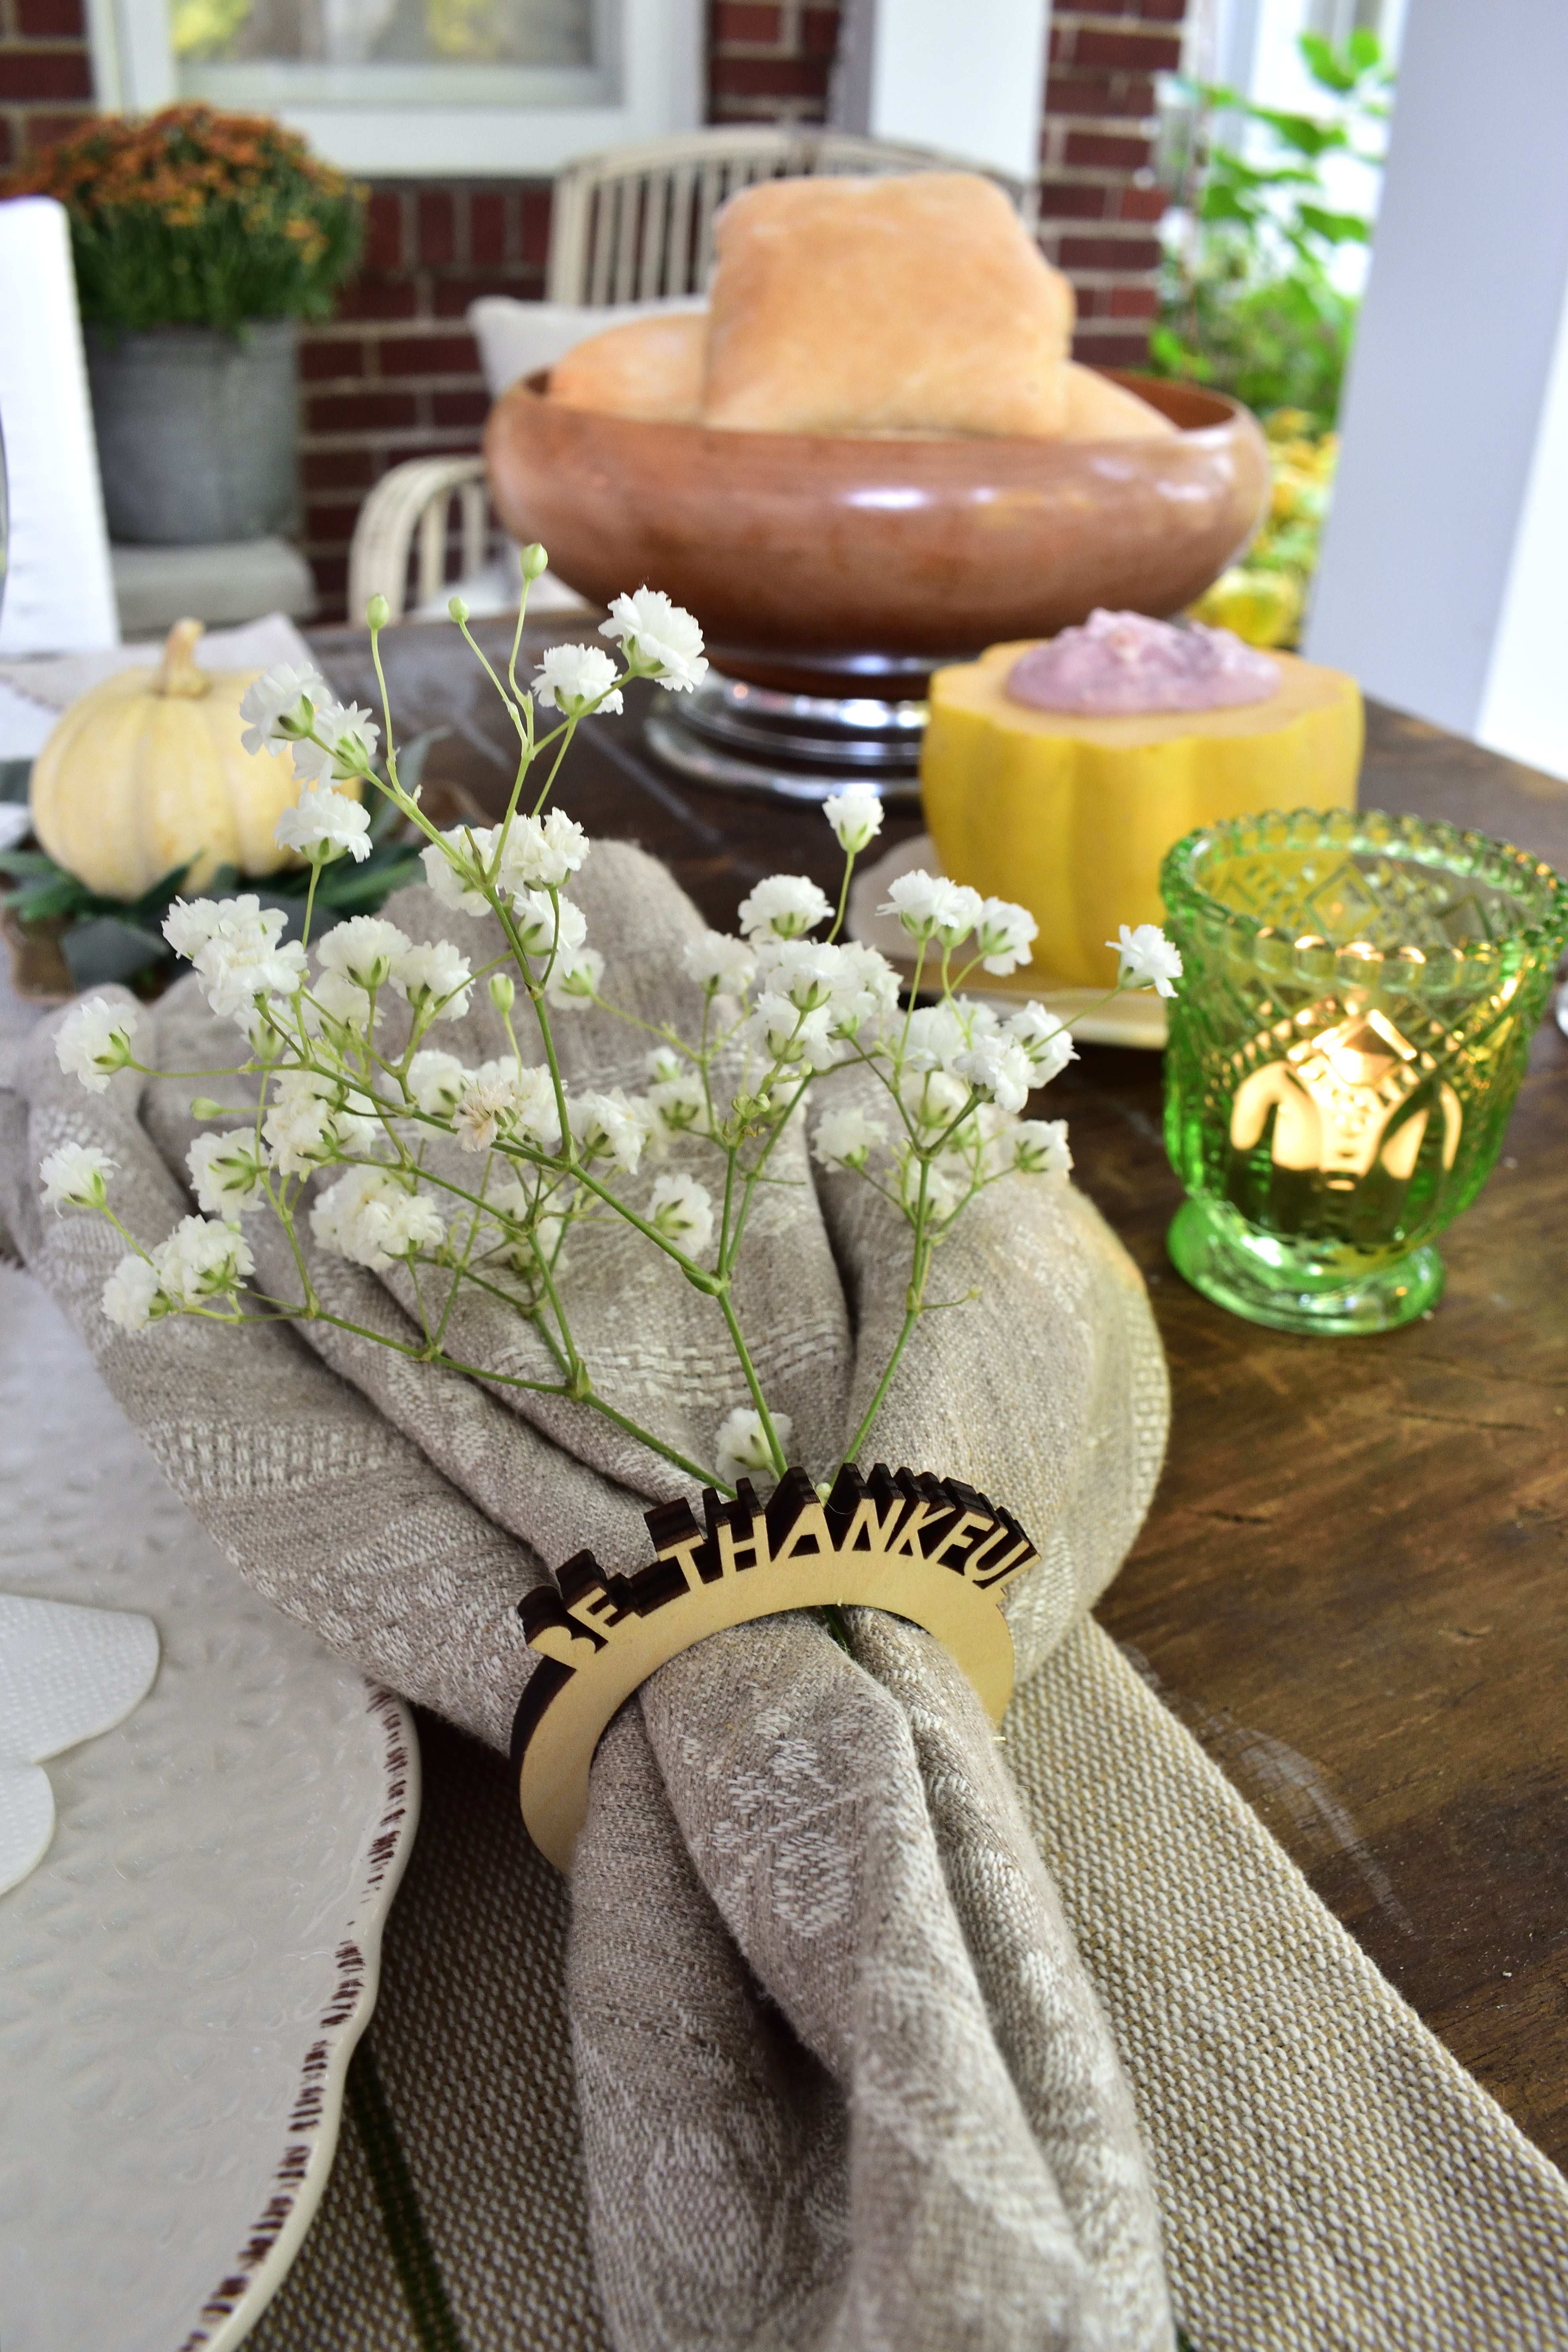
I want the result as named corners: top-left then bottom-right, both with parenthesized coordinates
top-left (511, 1463), bottom-right (1039, 1868)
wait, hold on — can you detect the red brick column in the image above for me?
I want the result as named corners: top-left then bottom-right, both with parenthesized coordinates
top-left (708, 0), bottom-right (842, 122)
top-left (297, 182), bottom-right (551, 613)
top-left (1038, 2), bottom-right (1183, 371)
top-left (0, 0), bottom-right (92, 170)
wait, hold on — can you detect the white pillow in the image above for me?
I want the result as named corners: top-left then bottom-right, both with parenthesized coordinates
top-left (467, 295), bottom-right (706, 400)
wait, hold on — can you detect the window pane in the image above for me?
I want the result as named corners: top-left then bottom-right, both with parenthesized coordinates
top-left (172, 0), bottom-right (592, 68)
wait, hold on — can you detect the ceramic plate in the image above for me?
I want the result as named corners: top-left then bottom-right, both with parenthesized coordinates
top-left (848, 834), bottom-right (1167, 1050)
top-left (0, 1264), bottom-right (419, 2352)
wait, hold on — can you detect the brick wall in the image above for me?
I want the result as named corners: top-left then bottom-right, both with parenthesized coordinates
top-left (709, 0), bottom-right (841, 122)
top-left (0, 0), bottom-right (1188, 617)
top-left (1038, 2), bottom-right (1183, 370)
top-left (298, 184), bottom-right (553, 613)
top-left (0, 0), bottom-right (92, 172)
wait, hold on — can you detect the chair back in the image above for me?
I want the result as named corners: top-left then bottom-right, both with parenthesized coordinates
top-left (0, 197), bottom-right (118, 655)
top-left (545, 129), bottom-right (1033, 307)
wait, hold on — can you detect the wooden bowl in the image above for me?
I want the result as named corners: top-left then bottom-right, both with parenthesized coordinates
top-left (484, 371), bottom-right (1271, 697)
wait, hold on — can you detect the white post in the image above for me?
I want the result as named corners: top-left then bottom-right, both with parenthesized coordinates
top-left (833, 0), bottom-right (1052, 183)
top-left (0, 199), bottom-right (119, 657)
top-left (1304, 0), bottom-right (1568, 780)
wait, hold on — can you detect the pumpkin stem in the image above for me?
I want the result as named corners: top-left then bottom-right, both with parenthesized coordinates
top-left (153, 618), bottom-right (210, 699)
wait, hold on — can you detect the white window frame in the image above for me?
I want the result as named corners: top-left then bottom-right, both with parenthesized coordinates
top-left (83, 0), bottom-right (704, 178)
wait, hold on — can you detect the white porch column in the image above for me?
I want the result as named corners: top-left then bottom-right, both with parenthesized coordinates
top-left (1304, 0), bottom-right (1568, 780)
top-left (832, 0), bottom-right (1052, 183)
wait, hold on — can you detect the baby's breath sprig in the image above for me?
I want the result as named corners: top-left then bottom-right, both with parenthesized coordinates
top-left (44, 552), bottom-right (1181, 1497)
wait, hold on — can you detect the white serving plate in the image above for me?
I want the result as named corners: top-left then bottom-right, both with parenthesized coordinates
top-left (848, 833), bottom-right (1167, 1050)
top-left (0, 1264), bottom-right (419, 2352)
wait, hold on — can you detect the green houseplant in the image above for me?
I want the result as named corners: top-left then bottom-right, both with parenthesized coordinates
top-left (1152, 31), bottom-right (1391, 645)
top-left (3, 106), bottom-right (362, 545)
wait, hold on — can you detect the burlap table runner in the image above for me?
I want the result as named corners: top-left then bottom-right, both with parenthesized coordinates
top-left (3, 846), bottom-right (1566, 2349)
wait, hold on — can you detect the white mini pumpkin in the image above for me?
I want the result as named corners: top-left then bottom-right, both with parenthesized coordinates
top-left (29, 619), bottom-right (359, 897)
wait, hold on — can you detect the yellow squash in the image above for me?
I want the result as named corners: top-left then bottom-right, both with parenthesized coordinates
top-left (29, 619), bottom-right (354, 897)
top-left (921, 639), bottom-right (1362, 989)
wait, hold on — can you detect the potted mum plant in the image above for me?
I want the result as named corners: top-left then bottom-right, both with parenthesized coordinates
top-left (2, 106), bottom-right (362, 545)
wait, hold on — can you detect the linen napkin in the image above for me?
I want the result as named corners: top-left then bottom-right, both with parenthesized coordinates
top-left (4, 847), bottom-right (1567, 2351)
top-left (2, 844), bottom-right (1174, 2351)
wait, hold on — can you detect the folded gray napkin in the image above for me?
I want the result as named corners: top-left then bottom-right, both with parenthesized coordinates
top-left (0, 845), bottom-right (1175, 2351)
top-left (9, 848), bottom-right (1568, 2352)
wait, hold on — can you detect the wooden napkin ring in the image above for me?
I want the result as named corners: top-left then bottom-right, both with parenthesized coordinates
top-left (511, 1463), bottom-right (1039, 1869)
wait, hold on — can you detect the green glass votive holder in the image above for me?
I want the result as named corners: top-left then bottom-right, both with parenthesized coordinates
top-left (1159, 809), bottom-right (1568, 1336)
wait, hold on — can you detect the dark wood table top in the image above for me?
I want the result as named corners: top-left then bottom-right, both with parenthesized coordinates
top-left (312, 618), bottom-right (1568, 2172)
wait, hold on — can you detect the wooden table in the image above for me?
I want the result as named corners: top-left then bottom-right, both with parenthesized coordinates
top-left (313, 620), bottom-right (1568, 2172)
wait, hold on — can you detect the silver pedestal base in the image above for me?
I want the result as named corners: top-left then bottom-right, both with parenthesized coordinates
top-left (645, 675), bottom-right (927, 804)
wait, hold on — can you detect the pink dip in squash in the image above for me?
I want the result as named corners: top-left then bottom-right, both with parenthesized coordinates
top-left (1006, 608), bottom-right (1280, 716)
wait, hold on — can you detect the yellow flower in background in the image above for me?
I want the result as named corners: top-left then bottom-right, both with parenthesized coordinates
top-left (425, 0), bottom-right (510, 58)
top-left (170, 0), bottom-right (252, 58)
top-left (1189, 567), bottom-right (1304, 651)
top-left (1189, 415), bottom-right (1339, 649)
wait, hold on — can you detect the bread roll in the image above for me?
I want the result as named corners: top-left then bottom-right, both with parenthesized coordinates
top-left (701, 172), bottom-right (1075, 438)
top-left (548, 310), bottom-right (707, 423)
top-left (1059, 362), bottom-right (1177, 441)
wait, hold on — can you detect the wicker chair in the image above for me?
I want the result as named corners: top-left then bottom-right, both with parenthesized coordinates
top-left (346, 129), bottom-right (1033, 625)
top-left (545, 126), bottom-right (1031, 306)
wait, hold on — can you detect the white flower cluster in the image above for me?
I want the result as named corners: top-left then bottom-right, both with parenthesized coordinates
top-left (880, 872), bottom-right (1038, 975)
top-left (242, 662), bottom-right (382, 868)
top-left (102, 1217), bottom-right (254, 1332)
top-left (420, 807), bottom-right (588, 914)
top-left (188, 1128), bottom-right (271, 1222)
top-left (716, 1405), bottom-right (794, 1488)
top-left (39, 1140), bottom-right (117, 1211)
top-left (312, 916), bottom-right (474, 1033)
top-left (163, 896), bottom-right (308, 1029)
top-left (240, 660), bottom-right (380, 786)
top-left (275, 784), bottom-right (372, 865)
top-left (264, 1067), bottom-right (379, 1175)
top-left (533, 643), bottom-right (623, 718)
top-left (53, 996), bottom-right (138, 1093)
top-left (311, 1166), bottom-right (446, 1271)
top-left (809, 991), bottom-right (1077, 1229)
top-left (1108, 921), bottom-right (1184, 998)
top-left (600, 589), bottom-right (708, 693)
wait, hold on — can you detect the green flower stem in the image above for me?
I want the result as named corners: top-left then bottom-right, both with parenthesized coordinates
top-left (584, 993), bottom-right (701, 1059)
top-left (426, 1155), bottom-right (493, 1354)
top-left (715, 1285), bottom-right (790, 1481)
top-left (721, 1068), bottom-right (815, 1273)
top-left (496, 896), bottom-right (576, 1168)
top-left (505, 566), bottom-right (535, 706)
top-left (837, 1158), bottom-right (934, 1474)
top-left (566, 1155), bottom-right (719, 1287)
top-left (717, 1145), bottom-right (738, 1267)
top-left (301, 859), bottom-right (322, 951)
top-left (521, 1209), bottom-right (584, 1381)
top-left (828, 846), bottom-right (857, 944)
top-left (925, 1087), bottom-right (985, 1158)
top-left (526, 712), bottom-right (584, 823)
top-left (452, 615), bottom-right (529, 753)
top-left (268, 1185), bottom-right (322, 1314)
top-left (101, 1205), bottom-right (157, 1266)
top-left (897, 937), bottom-right (930, 1063)
top-left (571, 1387), bottom-right (728, 1494)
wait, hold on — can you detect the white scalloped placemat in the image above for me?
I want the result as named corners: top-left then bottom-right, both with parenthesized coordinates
top-left (0, 1263), bottom-right (419, 2352)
